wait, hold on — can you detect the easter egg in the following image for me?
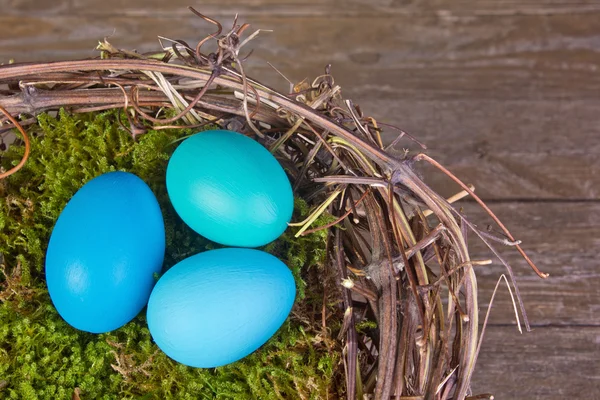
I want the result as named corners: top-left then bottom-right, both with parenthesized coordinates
top-left (45, 171), bottom-right (165, 333)
top-left (166, 130), bottom-right (293, 247)
top-left (146, 248), bottom-right (296, 368)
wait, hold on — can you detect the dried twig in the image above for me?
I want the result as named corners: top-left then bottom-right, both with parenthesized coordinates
top-left (0, 106), bottom-right (30, 179)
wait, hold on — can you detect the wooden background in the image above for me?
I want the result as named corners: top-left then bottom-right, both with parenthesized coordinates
top-left (2, 1), bottom-right (599, 398)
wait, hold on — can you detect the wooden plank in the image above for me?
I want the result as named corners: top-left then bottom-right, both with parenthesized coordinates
top-left (69, 0), bottom-right (336, 17)
top-left (372, 98), bottom-right (600, 200)
top-left (2, 12), bottom-right (598, 102)
top-left (415, 152), bottom-right (600, 201)
top-left (472, 326), bottom-right (600, 399)
top-left (4, 0), bottom-right (68, 15)
top-left (459, 201), bottom-right (600, 327)
top-left (60, 0), bottom-right (600, 17)
top-left (419, 0), bottom-right (600, 16)
top-left (2, 13), bottom-right (599, 99)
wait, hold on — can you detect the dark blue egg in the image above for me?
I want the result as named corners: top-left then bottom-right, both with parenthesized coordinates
top-left (45, 171), bottom-right (165, 333)
top-left (146, 248), bottom-right (296, 368)
top-left (166, 130), bottom-right (294, 248)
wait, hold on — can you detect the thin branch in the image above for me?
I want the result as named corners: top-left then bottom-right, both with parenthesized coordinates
top-left (301, 188), bottom-right (370, 236)
top-left (415, 153), bottom-right (548, 279)
top-left (0, 106), bottom-right (30, 179)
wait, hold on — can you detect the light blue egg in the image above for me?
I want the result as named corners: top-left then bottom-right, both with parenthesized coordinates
top-left (166, 130), bottom-right (293, 248)
top-left (146, 248), bottom-right (296, 368)
top-left (45, 171), bottom-right (165, 333)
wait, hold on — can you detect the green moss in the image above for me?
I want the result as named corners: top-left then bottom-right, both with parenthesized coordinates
top-left (0, 110), bottom-right (341, 399)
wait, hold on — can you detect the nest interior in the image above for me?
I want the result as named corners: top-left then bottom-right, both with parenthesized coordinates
top-left (0, 9), bottom-right (546, 400)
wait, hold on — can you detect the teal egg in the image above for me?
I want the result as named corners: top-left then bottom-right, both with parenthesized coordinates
top-left (166, 130), bottom-right (293, 247)
top-left (147, 248), bottom-right (296, 368)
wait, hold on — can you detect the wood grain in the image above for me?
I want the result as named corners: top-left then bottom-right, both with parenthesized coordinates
top-left (4, 13), bottom-right (600, 98)
top-left (6, 0), bottom-right (600, 17)
top-left (472, 326), bottom-right (600, 399)
top-left (461, 201), bottom-right (600, 326)
top-left (380, 99), bottom-right (600, 200)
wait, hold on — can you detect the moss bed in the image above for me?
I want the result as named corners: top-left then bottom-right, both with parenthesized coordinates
top-left (0, 110), bottom-right (344, 399)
